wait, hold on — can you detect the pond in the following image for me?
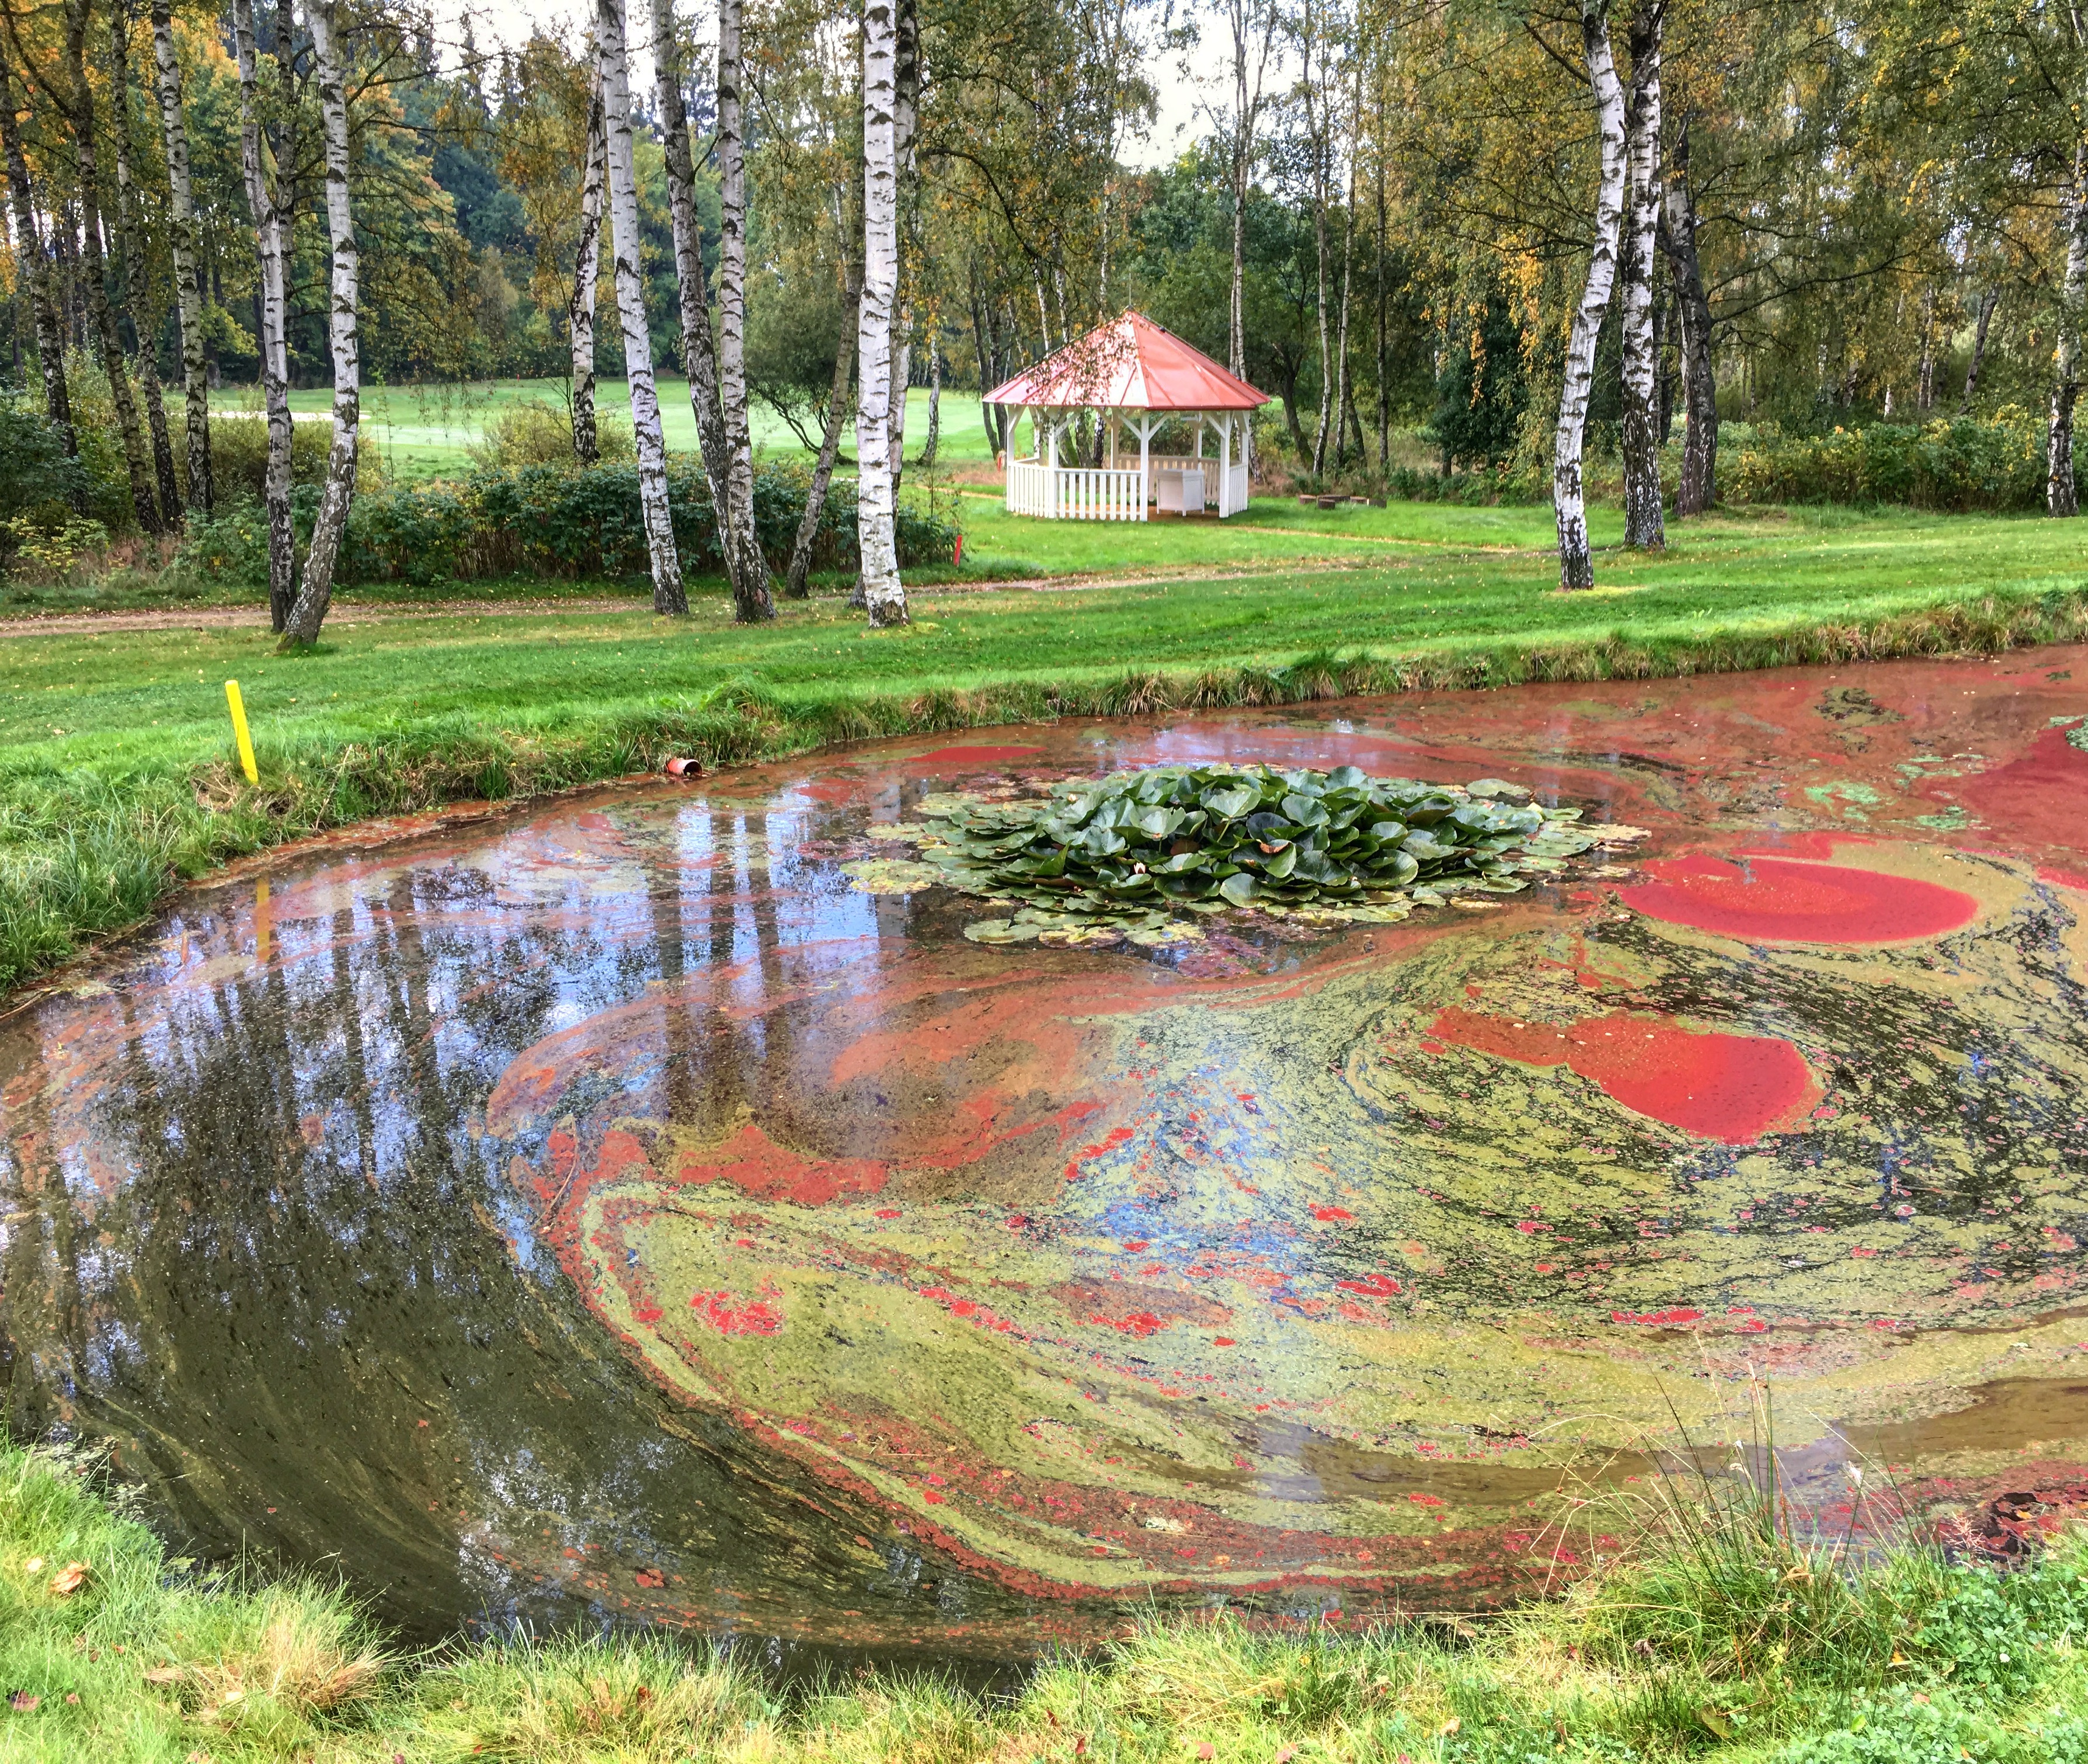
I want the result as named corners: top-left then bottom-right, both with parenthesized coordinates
top-left (3, 646), bottom-right (2086, 1665)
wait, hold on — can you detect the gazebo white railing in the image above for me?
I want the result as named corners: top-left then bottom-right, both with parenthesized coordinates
top-left (1001, 409), bottom-right (1255, 523)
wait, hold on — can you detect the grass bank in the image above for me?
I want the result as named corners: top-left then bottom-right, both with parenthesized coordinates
top-left (3, 502), bottom-right (2086, 994)
top-left (5, 1437), bottom-right (2088, 1762)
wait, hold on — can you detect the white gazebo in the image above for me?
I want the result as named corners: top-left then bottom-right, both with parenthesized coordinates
top-left (984, 311), bottom-right (1270, 521)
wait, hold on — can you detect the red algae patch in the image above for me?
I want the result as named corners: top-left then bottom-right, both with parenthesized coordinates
top-left (1948, 725), bottom-right (2088, 858)
top-left (1424, 1006), bottom-right (1820, 1144)
top-left (1619, 853), bottom-right (1979, 944)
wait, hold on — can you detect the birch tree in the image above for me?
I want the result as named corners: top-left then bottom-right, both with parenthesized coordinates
top-left (569, 78), bottom-right (605, 465)
top-left (857, 0), bottom-right (906, 627)
top-left (1219, 0), bottom-right (1279, 377)
top-left (1662, 112), bottom-right (1715, 514)
top-left (598, 0), bottom-right (686, 613)
top-left (885, 0), bottom-right (917, 487)
top-left (0, 64), bottom-right (75, 462)
top-left (1554, 0), bottom-right (1627, 590)
top-left (280, 0), bottom-right (359, 649)
top-left (716, 0), bottom-right (771, 603)
top-left (107, 0), bottom-right (182, 522)
top-left (231, 0), bottom-right (297, 628)
top-left (149, 0), bottom-right (210, 514)
top-left (1619, 0), bottom-right (1664, 548)
top-left (51, 0), bottom-right (161, 534)
top-left (2051, 8), bottom-right (2088, 519)
top-left (652, 0), bottom-right (769, 618)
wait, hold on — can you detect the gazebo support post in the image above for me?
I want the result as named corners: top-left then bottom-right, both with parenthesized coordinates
top-left (1220, 412), bottom-right (1231, 519)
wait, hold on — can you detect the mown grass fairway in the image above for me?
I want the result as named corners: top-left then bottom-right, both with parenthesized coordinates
top-left (290, 378), bottom-right (1001, 477)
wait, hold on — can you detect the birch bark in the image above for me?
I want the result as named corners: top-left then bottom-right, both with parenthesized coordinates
top-left (231, 0), bottom-right (296, 628)
top-left (1554, 0), bottom-right (1627, 589)
top-left (1331, 130), bottom-right (1356, 471)
top-left (569, 80), bottom-right (605, 465)
top-left (0, 66), bottom-right (76, 461)
top-left (886, 0), bottom-right (917, 487)
top-left (1961, 288), bottom-right (1998, 412)
top-left (63, 0), bottom-right (161, 535)
top-left (715, 0), bottom-right (767, 601)
top-left (1303, 8), bottom-right (1331, 478)
top-left (857, 0), bottom-right (907, 626)
top-left (280, 0), bottom-right (357, 648)
top-left (2052, 151), bottom-right (2088, 516)
top-left (652, 0), bottom-right (764, 613)
top-left (150, 0), bottom-right (211, 513)
top-left (107, 2), bottom-right (182, 523)
top-left (597, 0), bottom-right (686, 613)
top-left (1662, 113), bottom-right (1715, 514)
top-left (1619, 0), bottom-right (1664, 549)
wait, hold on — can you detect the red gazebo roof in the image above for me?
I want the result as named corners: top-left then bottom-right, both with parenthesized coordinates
top-left (984, 312), bottom-right (1270, 412)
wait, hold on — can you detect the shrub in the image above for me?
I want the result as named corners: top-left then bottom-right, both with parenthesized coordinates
top-left (1727, 410), bottom-right (2048, 512)
top-left (467, 395), bottom-right (634, 469)
top-left (335, 458), bottom-right (960, 586)
top-left (186, 410), bottom-right (378, 504)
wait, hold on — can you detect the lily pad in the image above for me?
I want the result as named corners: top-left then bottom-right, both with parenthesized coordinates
top-left (864, 762), bottom-right (1613, 947)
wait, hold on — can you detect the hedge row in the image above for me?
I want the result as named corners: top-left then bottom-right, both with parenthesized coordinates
top-left (1725, 410), bottom-right (2048, 512)
top-left (179, 461), bottom-right (961, 589)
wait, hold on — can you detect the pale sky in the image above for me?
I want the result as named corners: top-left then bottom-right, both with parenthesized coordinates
top-left (429, 0), bottom-right (1264, 171)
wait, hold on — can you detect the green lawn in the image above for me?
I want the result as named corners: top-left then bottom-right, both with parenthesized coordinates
top-left (284, 378), bottom-right (1001, 478)
top-left (4, 502), bottom-right (2084, 774)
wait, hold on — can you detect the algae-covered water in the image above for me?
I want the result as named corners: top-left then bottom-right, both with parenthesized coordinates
top-left (3, 649), bottom-right (2086, 1659)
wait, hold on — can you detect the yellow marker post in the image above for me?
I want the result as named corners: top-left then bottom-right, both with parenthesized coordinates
top-left (225, 680), bottom-right (259, 785)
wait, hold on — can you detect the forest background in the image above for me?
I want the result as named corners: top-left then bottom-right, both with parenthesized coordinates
top-left (5, 0), bottom-right (2088, 612)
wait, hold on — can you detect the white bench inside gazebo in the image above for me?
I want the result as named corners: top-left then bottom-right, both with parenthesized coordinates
top-left (985, 312), bottom-right (1271, 523)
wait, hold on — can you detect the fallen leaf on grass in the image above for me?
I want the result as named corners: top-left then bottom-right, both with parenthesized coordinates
top-left (20, 1558), bottom-right (42, 1576)
top-left (1438, 1717), bottom-right (1460, 1737)
top-left (47, 1562), bottom-right (89, 1597)
top-left (1197, 1745), bottom-right (1215, 1760)
top-left (142, 1666), bottom-right (185, 1686)
top-left (1698, 1706), bottom-right (1735, 1739)
top-left (8, 1692), bottom-right (37, 1712)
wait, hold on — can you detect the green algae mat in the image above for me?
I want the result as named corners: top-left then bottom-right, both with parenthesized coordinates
top-left (2, 646), bottom-right (2086, 1657)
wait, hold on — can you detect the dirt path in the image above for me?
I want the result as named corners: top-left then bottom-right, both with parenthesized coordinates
top-left (0, 596), bottom-right (654, 636)
top-left (0, 514), bottom-right (1560, 638)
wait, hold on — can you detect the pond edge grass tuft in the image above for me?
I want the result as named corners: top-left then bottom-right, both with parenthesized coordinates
top-left (7, 1432), bottom-right (2088, 1760)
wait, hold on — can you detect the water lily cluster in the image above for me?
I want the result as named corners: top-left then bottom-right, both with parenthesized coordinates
top-left (850, 763), bottom-right (1626, 947)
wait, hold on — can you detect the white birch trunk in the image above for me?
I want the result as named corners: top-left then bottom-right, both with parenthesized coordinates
top-left (151, 0), bottom-right (210, 514)
top-left (280, 0), bottom-right (358, 648)
top-left (886, 0), bottom-right (918, 488)
top-left (857, 0), bottom-right (907, 625)
top-left (653, 0), bottom-right (764, 614)
top-left (569, 79), bottom-right (605, 465)
top-left (598, 0), bottom-right (687, 613)
top-left (1554, 1), bottom-right (1628, 589)
top-left (107, 6), bottom-right (182, 521)
top-left (2052, 139), bottom-right (2088, 517)
top-left (231, 0), bottom-right (296, 628)
top-left (0, 65), bottom-right (76, 461)
top-left (715, 0), bottom-right (764, 597)
top-left (1619, 0), bottom-right (1664, 549)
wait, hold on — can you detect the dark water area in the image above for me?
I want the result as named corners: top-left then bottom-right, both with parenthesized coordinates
top-left (4, 648), bottom-right (2088, 1662)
